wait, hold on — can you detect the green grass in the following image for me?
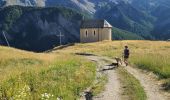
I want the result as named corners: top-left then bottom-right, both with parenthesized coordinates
top-left (59, 40), bottom-right (170, 90)
top-left (1, 40), bottom-right (170, 99)
top-left (91, 74), bottom-right (107, 96)
top-left (0, 47), bottom-right (96, 100)
top-left (0, 58), bottom-right (42, 67)
top-left (131, 54), bottom-right (170, 78)
top-left (118, 67), bottom-right (147, 100)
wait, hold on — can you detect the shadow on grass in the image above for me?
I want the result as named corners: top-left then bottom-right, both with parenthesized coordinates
top-left (45, 43), bottom-right (75, 53)
top-left (75, 53), bottom-right (97, 56)
top-left (84, 91), bottom-right (93, 100)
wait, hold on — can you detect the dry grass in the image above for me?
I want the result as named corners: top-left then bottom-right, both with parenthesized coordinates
top-left (58, 40), bottom-right (170, 78)
top-left (1, 40), bottom-right (170, 99)
top-left (0, 46), bottom-right (96, 99)
top-left (0, 46), bottom-right (55, 82)
top-left (57, 40), bottom-right (170, 90)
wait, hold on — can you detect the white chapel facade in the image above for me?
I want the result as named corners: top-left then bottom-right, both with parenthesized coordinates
top-left (80, 19), bottom-right (112, 43)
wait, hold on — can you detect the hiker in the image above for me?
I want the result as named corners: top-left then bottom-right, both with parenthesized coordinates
top-left (123, 46), bottom-right (130, 66)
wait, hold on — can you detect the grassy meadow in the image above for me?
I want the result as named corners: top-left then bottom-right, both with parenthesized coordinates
top-left (0, 40), bottom-right (170, 99)
top-left (0, 46), bottom-right (96, 99)
top-left (57, 40), bottom-right (170, 89)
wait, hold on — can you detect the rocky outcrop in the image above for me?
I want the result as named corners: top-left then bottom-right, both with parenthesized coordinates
top-left (0, 0), bottom-right (45, 7)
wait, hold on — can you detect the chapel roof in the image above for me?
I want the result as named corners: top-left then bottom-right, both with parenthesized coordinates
top-left (80, 19), bottom-right (112, 28)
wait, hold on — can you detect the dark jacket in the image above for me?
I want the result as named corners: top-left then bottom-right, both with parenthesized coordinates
top-left (124, 48), bottom-right (130, 58)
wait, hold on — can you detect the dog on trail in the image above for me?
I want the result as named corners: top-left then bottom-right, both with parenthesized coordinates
top-left (111, 57), bottom-right (122, 67)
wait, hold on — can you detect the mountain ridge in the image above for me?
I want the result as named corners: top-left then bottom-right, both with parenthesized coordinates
top-left (0, 0), bottom-right (170, 51)
top-left (1, 0), bottom-right (168, 40)
top-left (0, 6), bottom-right (88, 52)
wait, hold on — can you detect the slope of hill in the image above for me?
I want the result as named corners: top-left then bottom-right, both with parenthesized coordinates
top-left (130, 0), bottom-right (170, 12)
top-left (0, 5), bottom-right (145, 52)
top-left (151, 6), bottom-right (170, 40)
top-left (112, 27), bottom-right (144, 40)
top-left (57, 40), bottom-right (170, 91)
top-left (0, 6), bottom-right (88, 52)
top-left (0, 0), bottom-right (99, 14)
top-left (0, 0), bottom-right (170, 52)
top-left (95, 2), bottom-right (155, 39)
top-left (0, 0), bottom-right (45, 7)
top-left (0, 0), bottom-right (170, 38)
top-left (0, 45), bottom-right (96, 99)
top-left (0, 0), bottom-right (165, 40)
top-left (1, 40), bottom-right (170, 99)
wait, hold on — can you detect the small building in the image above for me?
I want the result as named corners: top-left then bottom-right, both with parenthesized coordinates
top-left (80, 19), bottom-right (112, 43)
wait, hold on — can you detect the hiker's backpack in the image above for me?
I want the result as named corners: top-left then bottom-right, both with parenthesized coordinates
top-left (124, 49), bottom-right (129, 56)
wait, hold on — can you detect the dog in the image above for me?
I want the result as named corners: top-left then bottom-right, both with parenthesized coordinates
top-left (111, 57), bottom-right (122, 67)
top-left (115, 57), bottom-right (123, 65)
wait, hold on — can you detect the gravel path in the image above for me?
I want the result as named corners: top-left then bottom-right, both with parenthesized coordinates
top-left (99, 56), bottom-right (170, 100)
top-left (125, 66), bottom-right (170, 100)
top-left (86, 55), bottom-right (121, 100)
top-left (79, 54), bottom-right (170, 100)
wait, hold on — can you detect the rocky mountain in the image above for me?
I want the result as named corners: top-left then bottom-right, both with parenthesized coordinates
top-left (0, 0), bottom-right (170, 51)
top-left (0, 0), bottom-right (124, 14)
top-left (129, 0), bottom-right (170, 12)
top-left (1, 0), bottom-right (170, 14)
top-left (0, 0), bottom-right (45, 7)
top-left (151, 5), bottom-right (170, 40)
top-left (1, 0), bottom-right (169, 40)
top-left (95, 1), bottom-right (155, 39)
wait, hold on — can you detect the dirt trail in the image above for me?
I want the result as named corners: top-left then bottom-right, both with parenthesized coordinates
top-left (104, 56), bottom-right (170, 100)
top-left (98, 56), bottom-right (170, 100)
top-left (83, 55), bottom-right (122, 100)
top-left (80, 54), bottom-right (170, 100)
top-left (125, 66), bottom-right (170, 100)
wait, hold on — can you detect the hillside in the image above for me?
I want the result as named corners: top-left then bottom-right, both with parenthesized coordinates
top-left (0, 0), bottom-right (170, 51)
top-left (151, 6), bottom-right (170, 40)
top-left (56, 40), bottom-right (170, 91)
top-left (0, 0), bottom-right (45, 7)
top-left (0, 40), bottom-right (170, 99)
top-left (0, 0), bottom-right (170, 40)
top-left (0, 45), bottom-right (96, 99)
top-left (95, 1), bottom-right (155, 39)
top-left (0, 6), bottom-right (145, 52)
top-left (0, 6), bottom-right (87, 52)
top-left (112, 27), bottom-right (144, 40)
top-left (0, 0), bottom-right (170, 41)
